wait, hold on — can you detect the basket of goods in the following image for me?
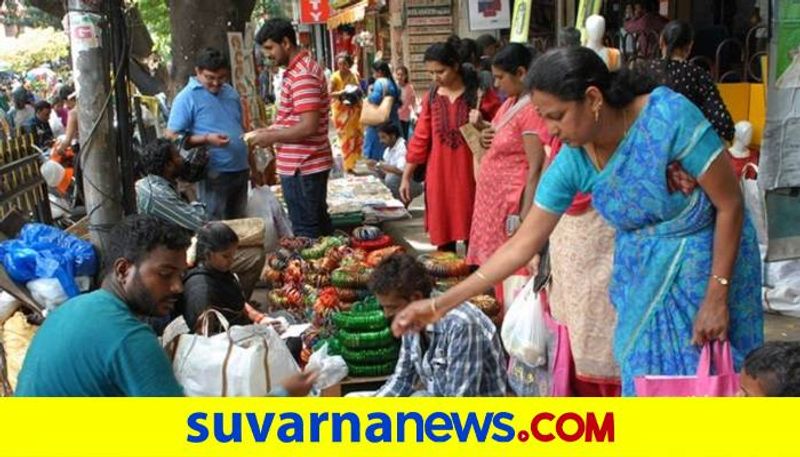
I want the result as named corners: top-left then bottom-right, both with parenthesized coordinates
top-left (418, 252), bottom-right (471, 278)
top-left (350, 226), bottom-right (393, 251)
top-left (470, 294), bottom-right (502, 326)
top-left (331, 296), bottom-right (399, 377)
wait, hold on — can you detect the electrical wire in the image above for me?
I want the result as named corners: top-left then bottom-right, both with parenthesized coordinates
top-left (75, 4), bottom-right (137, 233)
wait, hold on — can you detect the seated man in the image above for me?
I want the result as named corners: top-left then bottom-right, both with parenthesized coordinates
top-left (23, 100), bottom-right (55, 148)
top-left (135, 139), bottom-right (265, 298)
top-left (368, 122), bottom-right (422, 204)
top-left (368, 254), bottom-right (507, 397)
top-left (15, 215), bottom-right (315, 397)
top-left (15, 215), bottom-right (191, 396)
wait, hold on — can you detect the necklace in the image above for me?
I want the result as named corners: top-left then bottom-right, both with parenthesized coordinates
top-left (587, 107), bottom-right (632, 171)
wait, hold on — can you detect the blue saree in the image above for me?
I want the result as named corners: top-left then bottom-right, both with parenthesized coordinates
top-left (535, 87), bottom-right (763, 396)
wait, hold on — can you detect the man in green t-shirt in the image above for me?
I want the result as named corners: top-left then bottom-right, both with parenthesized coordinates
top-left (15, 215), bottom-right (192, 396)
top-left (16, 215), bottom-right (317, 397)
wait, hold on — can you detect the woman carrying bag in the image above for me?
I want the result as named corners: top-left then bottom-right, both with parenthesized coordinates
top-left (399, 41), bottom-right (482, 251)
top-left (361, 60), bottom-right (401, 161)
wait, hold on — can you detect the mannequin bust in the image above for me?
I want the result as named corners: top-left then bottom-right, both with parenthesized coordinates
top-left (727, 121), bottom-right (759, 179)
top-left (729, 121), bottom-right (753, 158)
top-left (585, 15), bottom-right (621, 71)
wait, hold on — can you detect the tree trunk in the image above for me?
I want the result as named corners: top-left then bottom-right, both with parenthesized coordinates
top-left (167, 0), bottom-right (256, 96)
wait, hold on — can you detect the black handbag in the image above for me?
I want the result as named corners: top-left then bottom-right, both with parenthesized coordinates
top-left (175, 133), bottom-right (209, 183)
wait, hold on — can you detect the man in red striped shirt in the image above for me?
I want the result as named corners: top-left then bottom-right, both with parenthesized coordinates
top-left (248, 19), bottom-right (333, 237)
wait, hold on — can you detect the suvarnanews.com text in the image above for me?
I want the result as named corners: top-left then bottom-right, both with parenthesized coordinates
top-left (187, 410), bottom-right (615, 444)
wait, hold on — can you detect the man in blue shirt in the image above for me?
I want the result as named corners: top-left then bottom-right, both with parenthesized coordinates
top-left (167, 48), bottom-right (252, 221)
top-left (15, 215), bottom-right (192, 396)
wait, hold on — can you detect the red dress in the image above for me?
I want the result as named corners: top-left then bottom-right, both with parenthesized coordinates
top-left (467, 99), bottom-right (545, 266)
top-left (407, 91), bottom-right (476, 247)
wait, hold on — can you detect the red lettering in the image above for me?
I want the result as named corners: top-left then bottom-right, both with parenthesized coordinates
top-left (530, 413), bottom-right (555, 442)
top-left (585, 412), bottom-right (615, 442)
top-left (555, 412), bottom-right (585, 442)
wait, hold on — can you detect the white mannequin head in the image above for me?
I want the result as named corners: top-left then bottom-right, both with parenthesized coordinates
top-left (585, 15), bottom-right (606, 47)
top-left (730, 120), bottom-right (753, 157)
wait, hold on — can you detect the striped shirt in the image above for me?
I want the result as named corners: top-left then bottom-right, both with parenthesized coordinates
top-left (135, 175), bottom-right (206, 232)
top-left (375, 302), bottom-right (507, 397)
top-left (274, 50), bottom-right (332, 176)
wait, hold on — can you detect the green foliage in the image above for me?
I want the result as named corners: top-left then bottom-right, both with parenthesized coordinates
top-left (0, 27), bottom-right (69, 73)
top-left (132, 0), bottom-right (172, 59)
top-left (4, 1), bottom-right (63, 30)
top-left (253, 0), bottom-right (289, 21)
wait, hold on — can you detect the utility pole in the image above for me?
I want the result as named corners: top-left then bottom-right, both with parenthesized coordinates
top-left (108, 0), bottom-right (137, 215)
top-left (67, 0), bottom-right (124, 255)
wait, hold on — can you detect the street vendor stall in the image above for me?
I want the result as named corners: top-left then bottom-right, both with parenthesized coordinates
top-left (272, 175), bottom-right (409, 227)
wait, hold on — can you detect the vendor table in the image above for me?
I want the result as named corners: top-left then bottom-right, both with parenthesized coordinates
top-left (271, 175), bottom-right (409, 227)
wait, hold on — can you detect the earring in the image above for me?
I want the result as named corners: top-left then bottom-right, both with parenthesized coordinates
top-left (594, 107), bottom-right (600, 123)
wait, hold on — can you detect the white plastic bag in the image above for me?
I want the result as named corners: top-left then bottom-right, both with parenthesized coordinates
top-left (501, 277), bottom-right (547, 367)
top-left (26, 276), bottom-right (91, 311)
top-left (246, 185), bottom-right (293, 252)
top-left (173, 310), bottom-right (300, 396)
top-left (305, 343), bottom-right (348, 391)
top-left (0, 291), bottom-right (20, 325)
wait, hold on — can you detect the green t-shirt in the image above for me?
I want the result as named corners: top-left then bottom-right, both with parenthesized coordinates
top-left (15, 289), bottom-right (183, 397)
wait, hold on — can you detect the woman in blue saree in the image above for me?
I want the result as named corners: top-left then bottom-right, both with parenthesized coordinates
top-left (390, 47), bottom-right (763, 396)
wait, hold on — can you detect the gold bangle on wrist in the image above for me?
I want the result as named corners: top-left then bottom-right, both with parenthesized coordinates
top-left (429, 298), bottom-right (438, 315)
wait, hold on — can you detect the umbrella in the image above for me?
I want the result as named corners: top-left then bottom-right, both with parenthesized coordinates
top-left (26, 67), bottom-right (57, 84)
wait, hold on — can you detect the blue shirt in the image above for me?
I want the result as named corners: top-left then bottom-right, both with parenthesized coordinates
top-left (363, 78), bottom-right (401, 161)
top-left (168, 77), bottom-right (249, 173)
top-left (15, 289), bottom-right (184, 397)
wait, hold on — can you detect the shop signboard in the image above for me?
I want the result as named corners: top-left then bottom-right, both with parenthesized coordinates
top-left (407, 16), bottom-right (453, 26)
top-left (407, 0), bottom-right (452, 6)
top-left (407, 6), bottom-right (452, 16)
top-left (509, 0), bottom-right (532, 43)
top-left (408, 34), bottom-right (452, 44)
top-left (467, 0), bottom-right (511, 31)
top-left (299, 0), bottom-right (331, 24)
top-left (408, 25), bottom-right (453, 35)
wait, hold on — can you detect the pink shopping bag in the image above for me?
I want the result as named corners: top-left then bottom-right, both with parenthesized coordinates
top-left (634, 341), bottom-right (740, 397)
top-left (541, 290), bottom-right (573, 397)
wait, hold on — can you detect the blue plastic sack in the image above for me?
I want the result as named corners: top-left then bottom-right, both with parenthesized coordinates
top-left (0, 223), bottom-right (97, 298)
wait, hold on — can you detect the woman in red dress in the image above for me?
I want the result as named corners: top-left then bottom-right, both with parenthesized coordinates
top-left (400, 41), bottom-right (489, 250)
top-left (467, 44), bottom-right (547, 270)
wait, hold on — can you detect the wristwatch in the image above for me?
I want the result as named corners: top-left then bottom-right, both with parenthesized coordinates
top-left (711, 274), bottom-right (730, 286)
top-left (375, 161), bottom-right (383, 171)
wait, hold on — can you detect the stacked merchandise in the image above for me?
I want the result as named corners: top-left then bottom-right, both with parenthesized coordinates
top-left (419, 251), bottom-right (502, 325)
top-left (418, 251), bottom-right (471, 291)
top-left (263, 227), bottom-right (404, 368)
top-left (330, 296), bottom-right (400, 377)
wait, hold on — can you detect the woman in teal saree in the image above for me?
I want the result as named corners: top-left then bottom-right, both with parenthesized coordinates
top-left (390, 47), bottom-right (764, 396)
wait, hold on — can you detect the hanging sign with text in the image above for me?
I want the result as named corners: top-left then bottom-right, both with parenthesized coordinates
top-left (300, 0), bottom-right (332, 24)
